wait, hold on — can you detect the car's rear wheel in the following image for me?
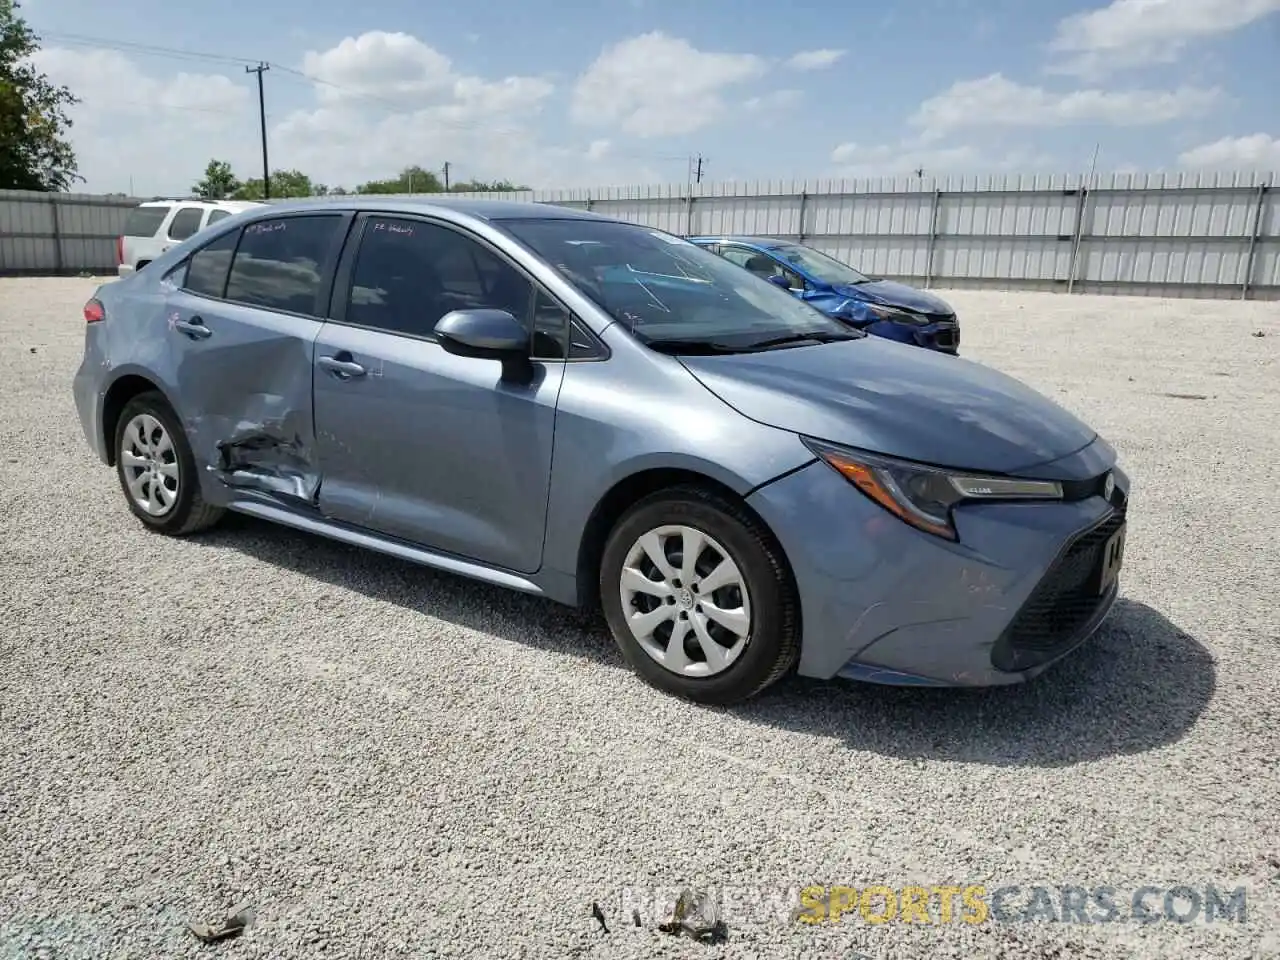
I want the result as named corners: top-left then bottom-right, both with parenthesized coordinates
top-left (599, 484), bottom-right (800, 705)
top-left (113, 391), bottom-right (223, 535)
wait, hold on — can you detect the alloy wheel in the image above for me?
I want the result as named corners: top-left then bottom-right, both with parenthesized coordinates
top-left (120, 413), bottom-right (180, 517)
top-left (618, 523), bottom-right (752, 677)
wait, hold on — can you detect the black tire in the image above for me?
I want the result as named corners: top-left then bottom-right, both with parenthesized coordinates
top-left (113, 390), bottom-right (224, 536)
top-left (599, 484), bottom-right (800, 705)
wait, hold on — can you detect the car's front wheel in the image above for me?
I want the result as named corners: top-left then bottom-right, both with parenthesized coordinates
top-left (599, 485), bottom-right (800, 705)
top-left (113, 391), bottom-right (224, 536)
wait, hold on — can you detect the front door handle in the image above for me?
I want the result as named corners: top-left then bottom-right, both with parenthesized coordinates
top-left (172, 316), bottom-right (212, 340)
top-left (319, 354), bottom-right (367, 380)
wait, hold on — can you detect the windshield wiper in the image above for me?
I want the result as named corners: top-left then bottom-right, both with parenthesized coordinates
top-left (644, 338), bottom-right (751, 356)
top-left (744, 330), bottom-right (863, 351)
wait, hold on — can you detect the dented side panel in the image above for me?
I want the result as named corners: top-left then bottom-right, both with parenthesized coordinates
top-left (165, 289), bottom-right (323, 507)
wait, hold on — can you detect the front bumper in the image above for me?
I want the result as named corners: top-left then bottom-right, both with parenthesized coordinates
top-left (745, 450), bottom-right (1129, 687)
top-left (860, 316), bottom-right (959, 354)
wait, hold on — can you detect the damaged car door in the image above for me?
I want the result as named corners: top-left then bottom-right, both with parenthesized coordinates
top-left (311, 213), bottom-right (568, 575)
top-left (163, 211), bottom-right (352, 501)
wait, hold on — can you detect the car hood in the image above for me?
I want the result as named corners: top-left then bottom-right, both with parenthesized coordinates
top-left (679, 337), bottom-right (1097, 474)
top-left (833, 279), bottom-right (953, 315)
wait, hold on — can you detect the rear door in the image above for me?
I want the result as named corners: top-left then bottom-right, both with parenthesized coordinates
top-left (311, 212), bottom-right (569, 574)
top-left (162, 211), bottom-right (353, 501)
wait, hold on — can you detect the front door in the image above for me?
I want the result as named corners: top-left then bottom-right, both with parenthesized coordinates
top-left (312, 213), bottom-right (570, 575)
top-left (162, 211), bottom-right (351, 500)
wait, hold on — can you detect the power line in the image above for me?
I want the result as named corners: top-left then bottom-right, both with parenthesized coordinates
top-left (39, 32), bottom-right (258, 67)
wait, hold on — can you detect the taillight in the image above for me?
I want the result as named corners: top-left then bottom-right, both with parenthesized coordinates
top-left (116, 236), bottom-right (123, 265)
top-left (84, 299), bottom-right (105, 323)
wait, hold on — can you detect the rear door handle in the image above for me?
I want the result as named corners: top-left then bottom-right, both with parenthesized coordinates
top-left (172, 316), bottom-right (212, 340)
top-left (319, 354), bottom-right (367, 380)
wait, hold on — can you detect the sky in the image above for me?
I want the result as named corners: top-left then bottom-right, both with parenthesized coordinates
top-left (21, 0), bottom-right (1280, 195)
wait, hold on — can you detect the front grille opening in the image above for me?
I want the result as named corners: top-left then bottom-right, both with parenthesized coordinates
top-left (990, 507), bottom-right (1125, 672)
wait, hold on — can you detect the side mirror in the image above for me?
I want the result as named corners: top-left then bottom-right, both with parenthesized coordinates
top-left (767, 274), bottom-right (791, 288)
top-left (435, 308), bottom-right (533, 380)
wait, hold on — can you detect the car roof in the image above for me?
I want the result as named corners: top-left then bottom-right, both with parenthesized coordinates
top-left (258, 195), bottom-right (615, 224)
top-left (688, 235), bottom-right (795, 248)
top-left (137, 198), bottom-right (262, 210)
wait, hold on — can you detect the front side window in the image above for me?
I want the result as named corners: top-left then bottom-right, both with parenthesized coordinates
top-left (168, 207), bottom-right (205, 241)
top-left (346, 216), bottom-right (568, 360)
top-left (770, 243), bottom-right (871, 286)
top-left (719, 246), bottom-right (804, 289)
top-left (224, 215), bottom-right (344, 315)
top-left (500, 219), bottom-right (856, 353)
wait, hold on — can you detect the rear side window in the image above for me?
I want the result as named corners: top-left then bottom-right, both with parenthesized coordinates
top-left (122, 206), bottom-right (171, 238)
top-left (167, 207), bottom-right (205, 241)
top-left (183, 229), bottom-right (240, 299)
top-left (224, 215), bottom-right (344, 315)
top-left (207, 209), bottom-right (232, 225)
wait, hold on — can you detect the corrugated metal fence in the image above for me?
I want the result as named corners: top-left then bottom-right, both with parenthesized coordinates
top-left (3, 171), bottom-right (1277, 299)
top-left (0, 189), bottom-right (137, 276)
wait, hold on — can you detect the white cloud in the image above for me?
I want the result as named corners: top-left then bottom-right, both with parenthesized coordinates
top-left (1178, 133), bottom-right (1280, 168)
top-left (33, 32), bottom-right (671, 195)
top-left (29, 46), bottom-right (255, 194)
top-left (300, 31), bottom-right (554, 114)
top-left (829, 141), bottom-right (982, 178)
top-left (785, 49), bottom-right (845, 70)
top-left (911, 73), bottom-right (1222, 140)
top-left (1049, 0), bottom-right (1280, 76)
top-left (570, 32), bottom-right (766, 138)
top-left (744, 89), bottom-right (803, 112)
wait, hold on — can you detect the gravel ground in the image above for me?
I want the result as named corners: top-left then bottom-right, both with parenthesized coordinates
top-left (1, 277), bottom-right (1278, 960)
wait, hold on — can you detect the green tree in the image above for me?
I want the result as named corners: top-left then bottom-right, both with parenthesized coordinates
top-left (192, 158), bottom-right (239, 200)
top-left (0, 0), bottom-right (80, 191)
top-left (232, 168), bottom-right (319, 200)
top-left (356, 165), bottom-right (444, 194)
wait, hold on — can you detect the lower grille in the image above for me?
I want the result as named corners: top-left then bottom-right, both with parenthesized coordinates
top-left (932, 326), bottom-right (958, 349)
top-left (990, 506), bottom-right (1126, 672)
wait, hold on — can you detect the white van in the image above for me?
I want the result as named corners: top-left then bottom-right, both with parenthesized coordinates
top-left (116, 198), bottom-right (264, 277)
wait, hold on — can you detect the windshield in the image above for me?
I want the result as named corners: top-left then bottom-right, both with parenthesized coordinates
top-left (769, 243), bottom-right (872, 286)
top-left (499, 219), bottom-right (858, 353)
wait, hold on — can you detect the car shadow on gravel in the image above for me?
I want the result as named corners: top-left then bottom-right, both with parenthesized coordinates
top-left (738, 597), bottom-right (1216, 767)
top-left (199, 516), bottom-right (1213, 768)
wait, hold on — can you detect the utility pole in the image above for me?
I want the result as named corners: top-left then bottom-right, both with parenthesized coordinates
top-left (246, 62), bottom-right (270, 199)
top-left (443, 161), bottom-right (451, 191)
top-left (694, 155), bottom-right (704, 184)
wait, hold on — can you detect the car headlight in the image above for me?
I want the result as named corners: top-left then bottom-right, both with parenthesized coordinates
top-left (864, 303), bottom-right (931, 325)
top-left (803, 438), bottom-right (1064, 541)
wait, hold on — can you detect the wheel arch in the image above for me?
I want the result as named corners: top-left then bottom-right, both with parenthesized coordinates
top-left (100, 371), bottom-right (177, 466)
top-left (573, 465), bottom-right (801, 622)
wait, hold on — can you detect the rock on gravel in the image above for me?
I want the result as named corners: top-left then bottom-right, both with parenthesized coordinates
top-left (0, 278), bottom-right (1277, 959)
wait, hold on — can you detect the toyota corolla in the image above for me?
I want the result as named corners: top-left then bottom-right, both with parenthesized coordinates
top-left (73, 197), bottom-right (1128, 704)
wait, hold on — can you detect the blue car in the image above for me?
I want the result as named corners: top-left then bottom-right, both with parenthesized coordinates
top-left (689, 235), bottom-right (960, 354)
